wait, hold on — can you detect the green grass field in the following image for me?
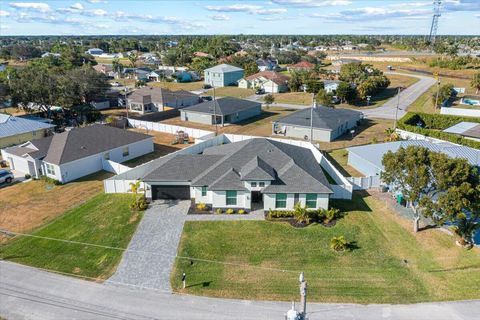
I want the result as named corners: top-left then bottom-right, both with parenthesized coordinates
top-left (0, 193), bottom-right (141, 280)
top-left (171, 194), bottom-right (480, 304)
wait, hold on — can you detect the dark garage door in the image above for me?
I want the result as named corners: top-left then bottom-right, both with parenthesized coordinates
top-left (152, 185), bottom-right (190, 200)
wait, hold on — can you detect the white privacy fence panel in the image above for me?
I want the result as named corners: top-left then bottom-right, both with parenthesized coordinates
top-left (395, 129), bottom-right (461, 145)
top-left (102, 160), bottom-right (131, 175)
top-left (347, 175), bottom-right (381, 190)
top-left (127, 118), bottom-right (213, 139)
top-left (440, 107), bottom-right (480, 118)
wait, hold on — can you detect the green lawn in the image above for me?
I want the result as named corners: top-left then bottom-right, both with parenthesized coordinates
top-left (0, 193), bottom-right (141, 280)
top-left (326, 149), bottom-right (364, 177)
top-left (171, 194), bottom-right (480, 303)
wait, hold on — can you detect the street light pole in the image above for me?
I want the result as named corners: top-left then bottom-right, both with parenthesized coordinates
top-left (393, 86), bottom-right (401, 130)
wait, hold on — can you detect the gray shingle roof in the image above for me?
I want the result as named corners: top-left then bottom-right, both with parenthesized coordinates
top-left (37, 125), bottom-right (151, 165)
top-left (181, 97), bottom-right (260, 116)
top-left (204, 64), bottom-right (243, 73)
top-left (0, 114), bottom-right (54, 139)
top-left (129, 87), bottom-right (199, 106)
top-left (3, 136), bottom-right (54, 159)
top-left (209, 168), bottom-right (248, 191)
top-left (275, 107), bottom-right (362, 131)
top-left (241, 156), bottom-right (276, 181)
top-left (443, 122), bottom-right (480, 139)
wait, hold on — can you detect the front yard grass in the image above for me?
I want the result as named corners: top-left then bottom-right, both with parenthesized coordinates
top-left (171, 193), bottom-right (480, 304)
top-left (0, 193), bottom-right (141, 280)
top-left (148, 81), bottom-right (205, 91)
top-left (207, 87), bottom-right (255, 98)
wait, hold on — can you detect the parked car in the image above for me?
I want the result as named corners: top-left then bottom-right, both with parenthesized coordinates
top-left (111, 82), bottom-right (121, 87)
top-left (0, 169), bottom-right (14, 184)
top-left (202, 84), bottom-right (212, 90)
top-left (255, 88), bottom-right (265, 95)
top-left (332, 96), bottom-right (341, 104)
top-left (201, 95), bottom-right (213, 101)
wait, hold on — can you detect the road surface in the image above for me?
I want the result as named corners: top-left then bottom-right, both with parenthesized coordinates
top-left (1, 261), bottom-right (479, 320)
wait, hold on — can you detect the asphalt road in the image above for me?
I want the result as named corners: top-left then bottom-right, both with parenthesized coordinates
top-left (361, 72), bottom-right (437, 120)
top-left (1, 261), bottom-right (479, 320)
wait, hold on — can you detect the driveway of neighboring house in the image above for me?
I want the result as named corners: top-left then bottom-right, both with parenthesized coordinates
top-left (107, 200), bottom-right (190, 292)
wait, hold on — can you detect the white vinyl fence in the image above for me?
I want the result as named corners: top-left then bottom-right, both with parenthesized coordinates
top-left (127, 118), bottom-right (214, 139)
top-left (440, 107), bottom-right (480, 118)
top-left (347, 175), bottom-right (381, 190)
top-left (102, 160), bottom-right (131, 175)
top-left (395, 129), bottom-right (461, 145)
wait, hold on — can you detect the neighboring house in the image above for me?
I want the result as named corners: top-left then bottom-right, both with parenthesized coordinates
top-left (323, 80), bottom-right (341, 94)
top-left (180, 97), bottom-right (261, 126)
top-left (204, 64), bottom-right (244, 87)
top-left (1, 125), bottom-right (153, 183)
top-left (139, 138), bottom-right (333, 210)
top-left (93, 64), bottom-right (113, 74)
top-left (122, 68), bottom-right (151, 81)
top-left (273, 106), bottom-right (363, 142)
top-left (331, 58), bottom-right (361, 67)
top-left (41, 52), bottom-right (61, 58)
top-left (0, 114), bottom-right (55, 149)
top-left (443, 122), bottom-right (480, 142)
top-left (347, 140), bottom-right (480, 177)
top-left (288, 61), bottom-right (315, 72)
top-left (194, 52), bottom-right (213, 59)
top-left (256, 58), bottom-right (279, 72)
top-left (238, 71), bottom-right (289, 93)
top-left (128, 87), bottom-right (200, 114)
top-left (85, 48), bottom-right (104, 56)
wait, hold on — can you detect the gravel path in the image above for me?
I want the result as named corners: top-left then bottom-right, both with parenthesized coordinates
top-left (107, 200), bottom-right (190, 291)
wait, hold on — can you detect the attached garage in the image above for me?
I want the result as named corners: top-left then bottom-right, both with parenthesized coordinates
top-left (151, 185), bottom-right (190, 200)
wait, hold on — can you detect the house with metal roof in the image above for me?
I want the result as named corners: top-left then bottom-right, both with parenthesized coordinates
top-left (1, 125), bottom-right (153, 183)
top-left (180, 97), bottom-right (262, 126)
top-left (204, 64), bottom-right (244, 87)
top-left (128, 87), bottom-right (201, 114)
top-left (273, 106), bottom-right (363, 142)
top-left (347, 140), bottom-right (480, 177)
top-left (127, 138), bottom-right (333, 211)
top-left (0, 114), bottom-right (55, 149)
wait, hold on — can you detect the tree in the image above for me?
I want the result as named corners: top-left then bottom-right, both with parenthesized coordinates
top-left (315, 89), bottom-right (333, 107)
top-left (127, 52), bottom-right (138, 68)
top-left (453, 214), bottom-right (479, 247)
top-left (189, 57), bottom-right (214, 76)
top-left (264, 93), bottom-right (275, 105)
top-left (243, 61), bottom-right (259, 77)
top-left (340, 63), bottom-right (367, 84)
top-left (471, 72), bottom-right (480, 94)
top-left (432, 83), bottom-right (454, 106)
top-left (330, 236), bottom-right (347, 252)
top-left (336, 81), bottom-right (356, 104)
top-left (112, 58), bottom-right (124, 77)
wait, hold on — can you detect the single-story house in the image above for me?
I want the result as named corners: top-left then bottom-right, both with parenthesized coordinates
top-left (288, 61), bottom-right (315, 72)
top-left (273, 106), bottom-right (363, 142)
top-left (347, 140), bottom-right (480, 177)
top-left (138, 138), bottom-right (333, 211)
top-left (0, 114), bottom-right (55, 149)
top-left (180, 97), bottom-right (262, 126)
top-left (256, 58), bottom-right (279, 72)
top-left (323, 80), bottom-right (341, 94)
top-left (128, 87), bottom-right (200, 114)
top-left (238, 71), bottom-right (289, 93)
top-left (1, 125), bottom-right (153, 183)
top-left (443, 122), bottom-right (480, 142)
top-left (85, 48), bottom-right (104, 56)
top-left (204, 64), bottom-right (244, 87)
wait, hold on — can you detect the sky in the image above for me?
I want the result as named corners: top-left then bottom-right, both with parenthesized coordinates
top-left (0, 0), bottom-right (479, 36)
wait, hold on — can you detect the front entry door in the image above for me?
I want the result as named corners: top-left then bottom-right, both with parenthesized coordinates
top-left (251, 191), bottom-right (262, 203)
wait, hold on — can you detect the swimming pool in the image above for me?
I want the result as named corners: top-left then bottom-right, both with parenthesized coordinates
top-left (461, 98), bottom-right (480, 106)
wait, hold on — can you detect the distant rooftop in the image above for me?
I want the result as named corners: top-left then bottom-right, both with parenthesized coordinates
top-left (444, 122), bottom-right (480, 140)
top-left (0, 113), bottom-right (54, 139)
top-left (205, 64), bottom-right (244, 73)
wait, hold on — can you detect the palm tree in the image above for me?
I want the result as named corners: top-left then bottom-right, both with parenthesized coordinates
top-left (128, 180), bottom-right (144, 198)
top-left (127, 52), bottom-right (138, 68)
top-left (454, 216), bottom-right (478, 247)
top-left (293, 203), bottom-right (310, 224)
top-left (330, 236), bottom-right (348, 252)
top-left (384, 128), bottom-right (400, 142)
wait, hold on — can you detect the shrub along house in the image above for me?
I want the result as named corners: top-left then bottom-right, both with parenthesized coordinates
top-left (180, 97), bottom-right (262, 126)
top-left (139, 138), bottom-right (333, 211)
top-left (1, 125), bottom-right (153, 183)
top-left (273, 105), bottom-right (363, 142)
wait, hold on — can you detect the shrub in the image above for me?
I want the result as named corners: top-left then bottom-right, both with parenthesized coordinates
top-left (226, 208), bottom-right (235, 214)
top-left (238, 209), bottom-right (246, 214)
top-left (330, 236), bottom-right (348, 252)
top-left (267, 209), bottom-right (294, 219)
top-left (215, 208), bottom-right (223, 214)
top-left (24, 174), bottom-right (31, 179)
top-left (130, 196), bottom-right (148, 211)
top-left (196, 202), bottom-right (207, 211)
top-left (40, 176), bottom-right (62, 185)
top-left (294, 203), bottom-right (310, 224)
top-left (323, 208), bottom-right (341, 224)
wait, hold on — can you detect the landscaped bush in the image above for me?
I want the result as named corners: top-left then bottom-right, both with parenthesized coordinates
top-left (267, 209), bottom-right (295, 219)
top-left (330, 236), bottom-right (348, 252)
top-left (267, 206), bottom-right (343, 225)
top-left (226, 208), bottom-right (235, 214)
top-left (238, 209), bottom-right (246, 214)
top-left (24, 174), bottom-right (31, 179)
top-left (40, 176), bottom-right (62, 185)
top-left (398, 112), bottom-right (480, 149)
top-left (215, 208), bottom-right (223, 214)
top-left (196, 202), bottom-right (207, 211)
top-left (129, 196), bottom-right (148, 211)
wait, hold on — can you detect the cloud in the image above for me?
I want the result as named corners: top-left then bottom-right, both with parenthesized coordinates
top-left (205, 3), bottom-right (286, 15)
top-left (210, 14), bottom-right (230, 21)
top-left (70, 2), bottom-right (84, 10)
top-left (256, 8), bottom-right (287, 15)
top-left (444, 0), bottom-right (480, 12)
top-left (269, 0), bottom-right (351, 7)
top-left (85, 0), bottom-right (108, 3)
top-left (311, 6), bottom-right (431, 21)
top-left (114, 11), bottom-right (205, 30)
top-left (89, 9), bottom-right (107, 16)
top-left (0, 10), bottom-right (10, 17)
top-left (9, 2), bottom-right (51, 13)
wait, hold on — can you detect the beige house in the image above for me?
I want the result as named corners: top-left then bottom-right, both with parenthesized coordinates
top-left (0, 114), bottom-right (54, 149)
top-left (238, 71), bottom-right (289, 93)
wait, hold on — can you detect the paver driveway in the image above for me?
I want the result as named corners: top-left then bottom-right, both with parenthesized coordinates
top-left (107, 200), bottom-right (190, 291)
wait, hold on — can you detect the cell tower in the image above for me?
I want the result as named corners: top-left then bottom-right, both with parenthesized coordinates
top-left (428, 0), bottom-right (442, 44)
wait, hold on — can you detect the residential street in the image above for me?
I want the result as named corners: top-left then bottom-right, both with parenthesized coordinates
top-left (1, 261), bottom-right (480, 320)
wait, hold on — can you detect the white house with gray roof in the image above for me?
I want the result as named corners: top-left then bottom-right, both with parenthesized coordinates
top-left (1, 125), bottom-right (153, 183)
top-left (273, 106), bottom-right (363, 142)
top-left (110, 138), bottom-right (333, 211)
top-left (204, 64), bottom-right (244, 87)
top-left (180, 97), bottom-right (262, 126)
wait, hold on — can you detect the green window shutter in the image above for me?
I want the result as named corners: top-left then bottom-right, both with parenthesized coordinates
top-left (201, 186), bottom-right (207, 197)
top-left (306, 193), bottom-right (317, 208)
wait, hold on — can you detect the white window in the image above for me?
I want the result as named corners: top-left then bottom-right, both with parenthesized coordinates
top-left (46, 163), bottom-right (55, 175)
top-left (259, 182), bottom-right (265, 187)
top-left (251, 182), bottom-right (257, 187)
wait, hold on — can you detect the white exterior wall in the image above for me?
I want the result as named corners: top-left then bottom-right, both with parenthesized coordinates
top-left (212, 190), bottom-right (248, 209)
top-left (282, 125), bottom-right (332, 142)
top-left (440, 107), bottom-right (480, 117)
top-left (193, 187), bottom-right (214, 204)
top-left (47, 138), bottom-right (153, 183)
top-left (263, 193), bottom-right (329, 211)
top-left (181, 111), bottom-right (213, 125)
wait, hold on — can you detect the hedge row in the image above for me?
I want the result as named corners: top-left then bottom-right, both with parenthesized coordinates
top-left (398, 112), bottom-right (480, 149)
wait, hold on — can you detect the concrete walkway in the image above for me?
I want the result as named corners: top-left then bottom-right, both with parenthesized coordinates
top-left (107, 200), bottom-right (190, 291)
top-left (2, 261), bottom-right (480, 320)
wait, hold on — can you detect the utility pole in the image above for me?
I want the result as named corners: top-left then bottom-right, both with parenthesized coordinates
top-left (393, 87), bottom-right (401, 130)
top-left (428, 1), bottom-right (442, 45)
top-left (434, 73), bottom-right (440, 110)
top-left (124, 85), bottom-right (129, 120)
top-left (299, 272), bottom-right (307, 319)
top-left (212, 86), bottom-right (218, 136)
top-left (310, 93), bottom-right (315, 143)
